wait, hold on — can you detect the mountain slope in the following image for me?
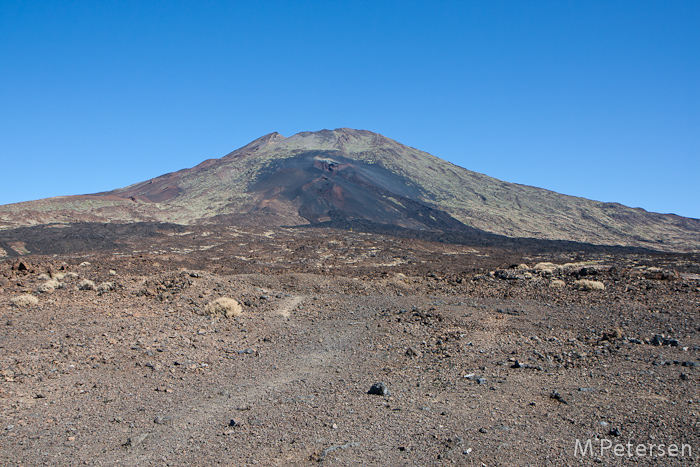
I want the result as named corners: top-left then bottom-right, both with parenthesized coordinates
top-left (1, 128), bottom-right (698, 251)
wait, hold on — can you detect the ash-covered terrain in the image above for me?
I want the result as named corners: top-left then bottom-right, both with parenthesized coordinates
top-left (1, 224), bottom-right (700, 466)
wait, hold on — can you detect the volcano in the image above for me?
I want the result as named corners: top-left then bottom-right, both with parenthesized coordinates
top-left (0, 128), bottom-right (698, 251)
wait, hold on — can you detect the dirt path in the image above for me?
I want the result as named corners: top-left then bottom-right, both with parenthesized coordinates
top-left (275, 295), bottom-right (304, 319)
top-left (98, 298), bottom-right (366, 466)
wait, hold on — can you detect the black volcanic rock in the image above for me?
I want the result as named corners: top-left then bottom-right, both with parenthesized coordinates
top-left (249, 151), bottom-right (465, 230)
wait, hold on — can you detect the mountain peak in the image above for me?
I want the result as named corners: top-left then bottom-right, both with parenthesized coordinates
top-left (223, 132), bottom-right (286, 158)
top-left (0, 129), bottom-right (698, 251)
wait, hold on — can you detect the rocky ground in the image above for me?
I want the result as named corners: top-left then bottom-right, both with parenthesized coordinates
top-left (1, 226), bottom-right (700, 466)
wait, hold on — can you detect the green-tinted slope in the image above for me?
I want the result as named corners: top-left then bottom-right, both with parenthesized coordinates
top-left (0, 128), bottom-right (698, 252)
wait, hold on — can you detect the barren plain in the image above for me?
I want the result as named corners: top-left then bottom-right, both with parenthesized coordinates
top-left (1, 224), bottom-right (700, 466)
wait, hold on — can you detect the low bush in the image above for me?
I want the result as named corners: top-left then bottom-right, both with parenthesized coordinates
top-left (78, 279), bottom-right (96, 291)
top-left (202, 297), bottom-right (243, 318)
top-left (38, 279), bottom-right (61, 293)
top-left (97, 282), bottom-right (115, 294)
top-left (574, 279), bottom-right (605, 291)
top-left (11, 295), bottom-right (39, 307)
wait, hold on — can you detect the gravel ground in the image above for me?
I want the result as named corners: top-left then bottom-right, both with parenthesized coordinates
top-left (1, 227), bottom-right (700, 466)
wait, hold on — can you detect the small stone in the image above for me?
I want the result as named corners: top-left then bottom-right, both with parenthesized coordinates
top-left (123, 433), bottom-right (149, 447)
top-left (550, 391), bottom-right (567, 404)
top-left (479, 428), bottom-right (487, 433)
top-left (405, 347), bottom-right (421, 358)
top-left (680, 373), bottom-right (690, 381)
top-left (228, 417), bottom-right (245, 427)
top-left (609, 427), bottom-right (621, 437)
top-left (476, 377), bottom-right (486, 385)
top-left (446, 436), bottom-right (464, 448)
top-left (367, 382), bottom-right (390, 396)
top-left (602, 328), bottom-right (623, 341)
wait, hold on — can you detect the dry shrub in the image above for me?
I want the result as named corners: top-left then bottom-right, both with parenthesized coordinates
top-left (574, 279), bottom-right (605, 291)
top-left (78, 279), bottom-right (96, 291)
top-left (38, 279), bottom-right (61, 293)
top-left (53, 272), bottom-right (66, 280)
top-left (97, 282), bottom-right (115, 294)
top-left (59, 271), bottom-right (80, 281)
top-left (37, 273), bottom-right (51, 281)
top-left (11, 295), bottom-right (38, 308)
top-left (534, 262), bottom-right (560, 277)
top-left (550, 279), bottom-right (566, 288)
top-left (202, 297), bottom-right (243, 318)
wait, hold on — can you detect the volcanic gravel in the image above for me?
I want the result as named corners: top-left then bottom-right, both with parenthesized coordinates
top-left (1, 226), bottom-right (700, 466)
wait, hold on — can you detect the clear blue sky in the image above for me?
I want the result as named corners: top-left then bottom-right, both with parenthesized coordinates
top-left (1, 1), bottom-right (698, 218)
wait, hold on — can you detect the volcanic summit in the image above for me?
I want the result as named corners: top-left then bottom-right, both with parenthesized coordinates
top-left (1, 128), bottom-right (698, 251)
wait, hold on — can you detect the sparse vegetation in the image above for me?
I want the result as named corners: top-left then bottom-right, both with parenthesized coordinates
top-left (10, 295), bottom-right (38, 307)
top-left (97, 282), bottom-right (115, 294)
top-left (38, 279), bottom-right (61, 293)
top-left (0, 219), bottom-right (697, 467)
top-left (202, 297), bottom-right (243, 318)
top-left (78, 279), bottom-right (96, 291)
top-left (574, 279), bottom-right (605, 291)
